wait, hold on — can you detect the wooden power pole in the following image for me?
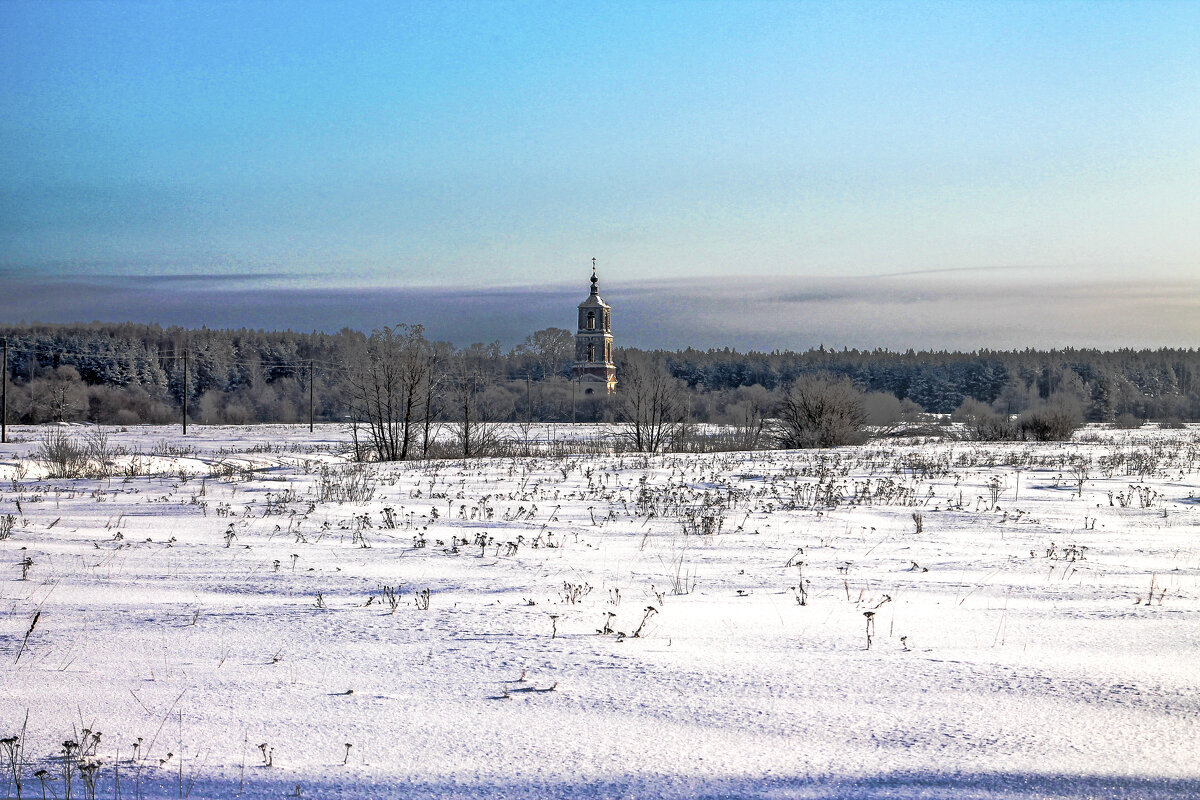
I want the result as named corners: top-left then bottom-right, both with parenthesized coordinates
top-left (182, 348), bottom-right (188, 436)
top-left (1, 338), bottom-right (7, 444)
top-left (309, 360), bottom-right (314, 433)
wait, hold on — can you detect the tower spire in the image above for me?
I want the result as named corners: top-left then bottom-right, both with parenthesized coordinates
top-left (590, 257), bottom-right (598, 295)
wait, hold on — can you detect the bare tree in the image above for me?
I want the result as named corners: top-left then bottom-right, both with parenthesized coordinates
top-left (419, 340), bottom-right (454, 457)
top-left (346, 325), bottom-right (436, 461)
top-left (616, 355), bottom-right (686, 452)
top-left (449, 343), bottom-right (504, 457)
top-left (30, 366), bottom-right (88, 423)
top-left (515, 327), bottom-right (574, 380)
top-left (725, 384), bottom-right (772, 449)
top-left (773, 373), bottom-right (867, 449)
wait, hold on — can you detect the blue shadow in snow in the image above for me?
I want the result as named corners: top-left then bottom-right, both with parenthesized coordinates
top-left (103, 769), bottom-right (1200, 800)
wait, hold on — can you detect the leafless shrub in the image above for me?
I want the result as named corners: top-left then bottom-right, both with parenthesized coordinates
top-left (667, 538), bottom-right (696, 595)
top-left (36, 429), bottom-right (91, 478)
top-left (1069, 457), bottom-right (1090, 496)
top-left (951, 398), bottom-right (1017, 441)
top-left (379, 585), bottom-right (400, 613)
top-left (560, 582), bottom-right (592, 604)
top-left (83, 428), bottom-right (120, 476)
top-left (773, 374), bottom-right (867, 449)
top-left (680, 499), bottom-right (726, 537)
top-left (317, 464), bottom-right (375, 503)
top-left (1017, 395), bottom-right (1084, 441)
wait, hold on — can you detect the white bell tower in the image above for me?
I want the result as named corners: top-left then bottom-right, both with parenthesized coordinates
top-left (571, 258), bottom-right (617, 393)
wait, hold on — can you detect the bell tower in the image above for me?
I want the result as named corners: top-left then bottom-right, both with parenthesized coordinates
top-left (572, 258), bottom-right (617, 392)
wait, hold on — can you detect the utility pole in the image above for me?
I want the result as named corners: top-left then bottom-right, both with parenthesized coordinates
top-left (1, 338), bottom-right (7, 444)
top-left (182, 348), bottom-right (188, 436)
top-left (571, 376), bottom-right (576, 425)
top-left (309, 360), bottom-right (314, 433)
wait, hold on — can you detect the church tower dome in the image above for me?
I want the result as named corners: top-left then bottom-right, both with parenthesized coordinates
top-left (571, 258), bottom-right (617, 393)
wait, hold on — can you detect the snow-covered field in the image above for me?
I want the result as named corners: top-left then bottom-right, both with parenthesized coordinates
top-left (1, 423), bottom-right (1198, 799)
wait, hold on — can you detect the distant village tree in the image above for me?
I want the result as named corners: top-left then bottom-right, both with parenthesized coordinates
top-left (515, 327), bottom-right (574, 380)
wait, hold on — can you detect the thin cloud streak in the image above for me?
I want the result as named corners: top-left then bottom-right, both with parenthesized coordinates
top-left (864, 264), bottom-right (1065, 279)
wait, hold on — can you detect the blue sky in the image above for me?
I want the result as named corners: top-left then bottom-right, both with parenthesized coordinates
top-left (1, 1), bottom-right (1197, 348)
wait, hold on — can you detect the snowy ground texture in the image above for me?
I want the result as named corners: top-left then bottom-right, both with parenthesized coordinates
top-left (1, 423), bottom-right (1199, 799)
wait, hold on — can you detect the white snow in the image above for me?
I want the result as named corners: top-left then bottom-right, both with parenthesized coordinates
top-left (1, 423), bottom-right (1198, 799)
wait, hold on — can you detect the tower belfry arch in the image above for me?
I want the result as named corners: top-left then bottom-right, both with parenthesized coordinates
top-left (571, 258), bottom-right (617, 393)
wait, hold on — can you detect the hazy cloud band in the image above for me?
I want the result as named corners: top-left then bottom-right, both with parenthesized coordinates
top-left (1, 272), bottom-right (1196, 352)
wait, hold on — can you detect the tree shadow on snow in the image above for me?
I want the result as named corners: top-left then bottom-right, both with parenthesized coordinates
top-left (124, 770), bottom-right (1200, 800)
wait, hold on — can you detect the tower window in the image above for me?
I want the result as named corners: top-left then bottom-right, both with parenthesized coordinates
top-left (586, 311), bottom-right (595, 330)
top-left (587, 343), bottom-right (595, 362)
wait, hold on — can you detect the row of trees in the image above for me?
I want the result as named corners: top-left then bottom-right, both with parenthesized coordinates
top-left (615, 367), bottom-right (1088, 454)
top-left (0, 322), bottom-right (1192, 441)
top-left (345, 325), bottom-right (523, 460)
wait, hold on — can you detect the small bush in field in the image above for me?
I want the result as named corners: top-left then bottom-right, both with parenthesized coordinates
top-left (317, 464), bottom-right (376, 503)
top-left (774, 374), bottom-right (867, 449)
top-left (37, 429), bottom-right (91, 478)
top-left (952, 398), bottom-right (1016, 441)
top-left (1017, 396), bottom-right (1084, 442)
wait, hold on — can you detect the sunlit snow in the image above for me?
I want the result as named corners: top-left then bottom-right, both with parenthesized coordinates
top-left (1, 424), bottom-right (1197, 799)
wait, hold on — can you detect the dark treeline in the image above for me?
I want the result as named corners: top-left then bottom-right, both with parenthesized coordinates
top-left (1, 322), bottom-right (1197, 425)
top-left (658, 345), bottom-right (1200, 421)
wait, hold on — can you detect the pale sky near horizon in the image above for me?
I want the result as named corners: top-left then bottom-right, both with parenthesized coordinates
top-left (1, 1), bottom-right (1197, 348)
